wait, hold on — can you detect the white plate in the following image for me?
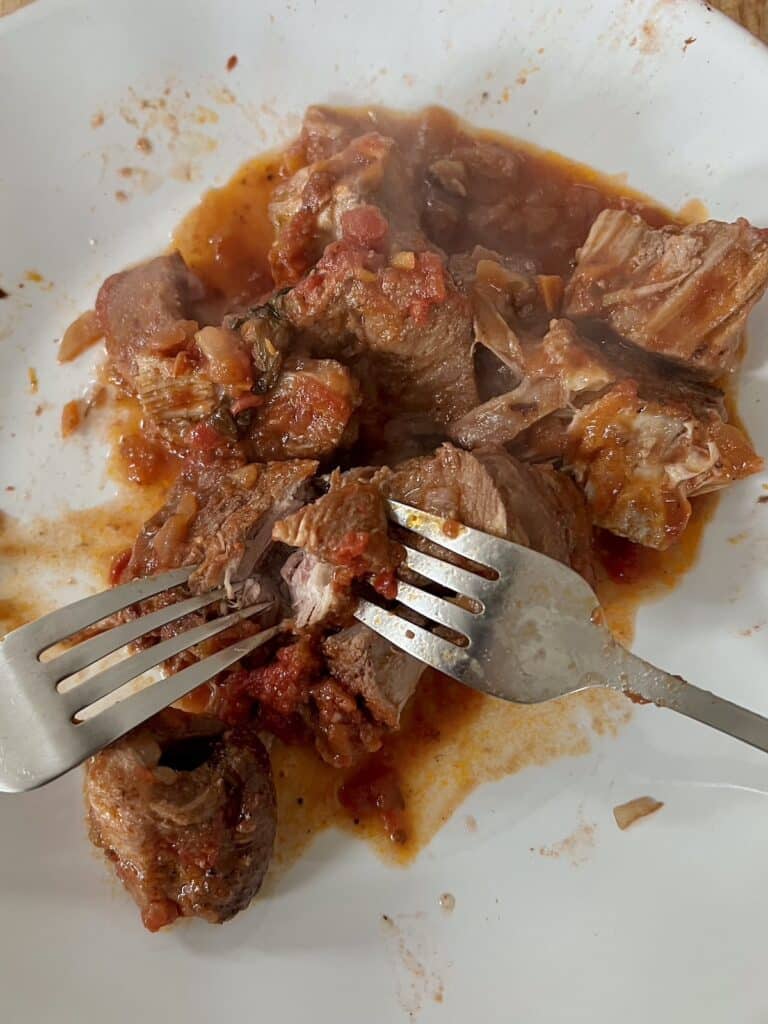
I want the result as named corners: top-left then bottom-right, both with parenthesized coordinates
top-left (1, 1), bottom-right (768, 1020)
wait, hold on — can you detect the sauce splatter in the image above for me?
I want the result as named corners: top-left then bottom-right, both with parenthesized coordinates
top-left (538, 818), bottom-right (597, 866)
top-left (0, 495), bottom-right (162, 636)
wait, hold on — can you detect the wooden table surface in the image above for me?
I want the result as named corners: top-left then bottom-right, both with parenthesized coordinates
top-left (0, 0), bottom-right (766, 38)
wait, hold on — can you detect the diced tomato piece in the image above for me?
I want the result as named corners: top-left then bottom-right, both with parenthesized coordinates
top-left (340, 205), bottom-right (389, 250)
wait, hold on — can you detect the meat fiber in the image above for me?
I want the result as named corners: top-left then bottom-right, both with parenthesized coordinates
top-left (85, 710), bottom-right (276, 931)
top-left (273, 474), bottom-right (403, 577)
top-left (564, 210), bottom-right (768, 376)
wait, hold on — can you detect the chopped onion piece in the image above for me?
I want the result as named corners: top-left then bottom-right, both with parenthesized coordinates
top-left (195, 325), bottom-right (253, 387)
top-left (391, 251), bottom-right (417, 270)
top-left (61, 399), bottom-right (83, 438)
top-left (613, 796), bottom-right (664, 830)
top-left (58, 309), bottom-right (103, 363)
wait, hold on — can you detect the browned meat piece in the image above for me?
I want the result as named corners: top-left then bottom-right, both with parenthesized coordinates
top-left (477, 448), bottom-right (596, 585)
top-left (273, 474), bottom-right (403, 577)
top-left (385, 444), bottom-right (516, 539)
top-left (206, 631), bottom-right (393, 769)
top-left (204, 627), bottom-right (397, 769)
top-left (96, 255), bottom-right (258, 453)
top-left (451, 318), bottom-right (729, 451)
top-left (410, 105), bottom-right (607, 268)
top-left (124, 458), bottom-right (317, 592)
top-left (384, 443), bottom-right (595, 583)
top-left (269, 131), bottom-right (421, 286)
top-left (565, 380), bottom-right (762, 548)
top-left (295, 106), bottom-right (359, 163)
top-left (307, 677), bottom-right (384, 768)
top-left (247, 357), bottom-right (360, 460)
top-left (96, 252), bottom-right (205, 385)
top-left (85, 710), bottom-right (276, 931)
top-left (322, 624), bottom-right (424, 730)
top-left (564, 210), bottom-right (768, 376)
top-left (273, 475), bottom-right (404, 626)
top-left (449, 378), bottom-right (569, 450)
top-left (282, 239), bottom-right (478, 425)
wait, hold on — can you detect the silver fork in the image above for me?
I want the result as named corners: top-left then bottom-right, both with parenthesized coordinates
top-left (0, 566), bottom-right (280, 792)
top-left (4, 502), bottom-right (767, 796)
top-left (355, 500), bottom-right (768, 755)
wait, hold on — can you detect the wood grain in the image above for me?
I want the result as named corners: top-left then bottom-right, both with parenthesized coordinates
top-left (713, 0), bottom-right (768, 39)
top-left (1, 0), bottom-right (767, 38)
top-left (0, 0), bottom-right (33, 15)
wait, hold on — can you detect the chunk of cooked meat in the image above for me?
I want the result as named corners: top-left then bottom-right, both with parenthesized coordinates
top-left (451, 318), bottom-right (730, 451)
top-left (307, 677), bottom-right (384, 768)
top-left (123, 458), bottom-right (317, 592)
top-left (273, 475), bottom-right (404, 626)
top-left (99, 262), bottom-right (323, 455)
top-left (449, 377), bottom-right (570, 450)
top-left (410, 105), bottom-right (607, 267)
top-left (294, 105), bottom-right (359, 163)
top-left (322, 624), bottom-right (424, 730)
top-left (96, 252), bottom-right (205, 386)
top-left (247, 357), bottom-right (360, 460)
top-left (477, 447), bottom-right (597, 584)
top-left (273, 474), bottom-right (403, 577)
top-left (269, 131), bottom-right (421, 286)
top-left (564, 210), bottom-right (768, 376)
top-left (383, 442), bottom-right (595, 584)
top-left (97, 256), bottom-right (278, 453)
top-left (280, 551), bottom-right (341, 628)
top-left (565, 380), bottom-right (762, 548)
top-left (281, 239), bottom-right (479, 425)
top-left (85, 710), bottom-right (276, 931)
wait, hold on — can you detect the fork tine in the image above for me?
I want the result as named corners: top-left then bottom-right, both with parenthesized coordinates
top-left (393, 581), bottom-right (479, 635)
top-left (48, 588), bottom-right (227, 682)
top-left (61, 601), bottom-right (271, 714)
top-left (8, 566), bottom-right (194, 655)
top-left (388, 499), bottom-right (504, 566)
top-left (402, 547), bottom-right (492, 599)
top-left (78, 624), bottom-right (283, 753)
top-left (354, 599), bottom-right (475, 680)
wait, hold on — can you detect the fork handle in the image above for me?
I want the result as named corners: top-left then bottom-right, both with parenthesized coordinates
top-left (614, 647), bottom-right (768, 755)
